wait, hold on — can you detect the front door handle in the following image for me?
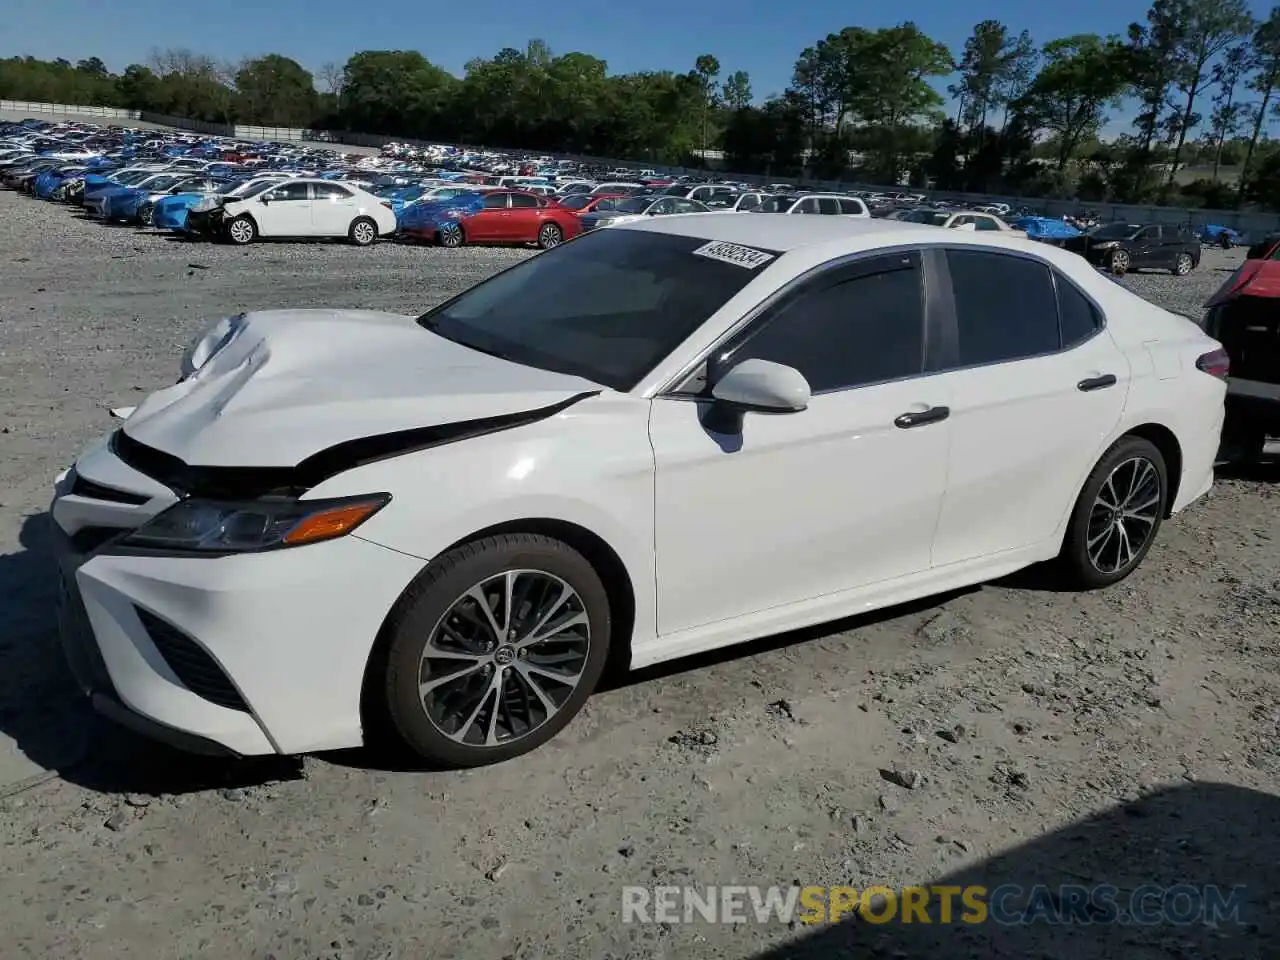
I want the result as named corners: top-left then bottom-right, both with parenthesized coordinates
top-left (1077, 374), bottom-right (1117, 392)
top-left (894, 406), bottom-right (950, 429)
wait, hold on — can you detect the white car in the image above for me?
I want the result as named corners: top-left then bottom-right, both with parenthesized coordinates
top-left (216, 178), bottom-right (397, 245)
top-left (754, 193), bottom-right (870, 217)
top-left (51, 216), bottom-right (1225, 766)
top-left (899, 208), bottom-right (1022, 233)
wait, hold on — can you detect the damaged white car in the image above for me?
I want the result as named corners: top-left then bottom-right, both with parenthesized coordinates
top-left (52, 215), bottom-right (1226, 767)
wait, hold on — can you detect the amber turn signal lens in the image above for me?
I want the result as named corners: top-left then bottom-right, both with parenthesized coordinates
top-left (283, 500), bottom-right (386, 545)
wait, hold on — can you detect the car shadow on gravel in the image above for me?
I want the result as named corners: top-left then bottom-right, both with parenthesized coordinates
top-left (744, 780), bottom-right (1278, 960)
top-left (0, 512), bottom-right (303, 798)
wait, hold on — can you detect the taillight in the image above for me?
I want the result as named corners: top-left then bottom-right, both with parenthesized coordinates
top-left (1195, 347), bottom-right (1230, 379)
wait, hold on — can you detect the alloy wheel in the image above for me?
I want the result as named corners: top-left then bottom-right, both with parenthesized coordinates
top-left (353, 220), bottom-right (376, 245)
top-left (139, 205), bottom-right (154, 226)
top-left (228, 219), bottom-right (254, 244)
top-left (539, 223), bottom-right (563, 248)
top-left (1111, 250), bottom-right (1130, 273)
top-left (1085, 456), bottom-right (1162, 575)
top-left (418, 569), bottom-right (591, 747)
top-left (1175, 253), bottom-right (1192, 275)
top-left (439, 222), bottom-right (463, 247)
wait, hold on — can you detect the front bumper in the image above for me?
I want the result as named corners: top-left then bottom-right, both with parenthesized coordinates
top-left (51, 434), bottom-right (426, 756)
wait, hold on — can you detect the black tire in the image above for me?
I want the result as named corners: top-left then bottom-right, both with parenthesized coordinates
top-left (349, 216), bottom-right (378, 247)
top-left (537, 221), bottom-right (564, 249)
top-left (1059, 435), bottom-right (1168, 589)
top-left (225, 215), bottom-right (257, 245)
top-left (382, 533), bottom-right (611, 768)
top-left (1172, 252), bottom-right (1193, 276)
top-left (438, 220), bottom-right (465, 248)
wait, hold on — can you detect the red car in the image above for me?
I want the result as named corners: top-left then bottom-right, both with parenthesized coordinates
top-left (552, 193), bottom-right (627, 216)
top-left (402, 190), bottom-right (583, 249)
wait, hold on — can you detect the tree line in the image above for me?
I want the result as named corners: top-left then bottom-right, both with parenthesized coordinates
top-left (4, 0), bottom-right (1280, 210)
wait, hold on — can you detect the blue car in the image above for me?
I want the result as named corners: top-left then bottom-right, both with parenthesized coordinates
top-left (1200, 223), bottom-right (1244, 248)
top-left (397, 191), bottom-right (486, 242)
top-left (1009, 216), bottom-right (1083, 245)
top-left (108, 174), bottom-right (223, 224)
top-left (33, 166), bottom-right (89, 199)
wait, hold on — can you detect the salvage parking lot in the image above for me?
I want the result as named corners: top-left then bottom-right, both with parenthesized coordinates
top-left (2, 186), bottom-right (1279, 959)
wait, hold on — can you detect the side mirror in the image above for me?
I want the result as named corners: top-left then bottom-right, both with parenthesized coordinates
top-left (710, 359), bottom-right (810, 413)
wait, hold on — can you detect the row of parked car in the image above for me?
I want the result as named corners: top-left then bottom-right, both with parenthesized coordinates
top-left (0, 118), bottom-right (1253, 278)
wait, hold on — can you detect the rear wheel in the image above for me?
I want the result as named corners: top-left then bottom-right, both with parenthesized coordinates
top-left (438, 221), bottom-right (465, 248)
top-left (1059, 436), bottom-right (1167, 589)
top-left (381, 534), bottom-right (611, 767)
top-left (225, 215), bottom-right (256, 245)
top-left (537, 221), bottom-right (564, 249)
top-left (349, 216), bottom-right (378, 246)
top-left (1172, 252), bottom-right (1193, 276)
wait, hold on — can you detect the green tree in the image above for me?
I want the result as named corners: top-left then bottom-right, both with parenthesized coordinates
top-left (1017, 35), bottom-right (1129, 170)
top-left (1239, 8), bottom-right (1280, 204)
top-left (721, 70), bottom-right (752, 110)
top-left (339, 50), bottom-right (456, 136)
top-left (1162, 0), bottom-right (1254, 193)
top-left (693, 54), bottom-right (721, 161)
top-left (1207, 45), bottom-right (1250, 180)
top-left (234, 55), bottom-right (318, 127)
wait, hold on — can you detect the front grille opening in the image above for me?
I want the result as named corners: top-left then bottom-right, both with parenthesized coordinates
top-left (70, 473), bottom-right (150, 505)
top-left (135, 607), bottom-right (250, 712)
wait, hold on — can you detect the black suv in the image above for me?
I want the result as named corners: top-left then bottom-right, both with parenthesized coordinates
top-left (1063, 222), bottom-right (1201, 276)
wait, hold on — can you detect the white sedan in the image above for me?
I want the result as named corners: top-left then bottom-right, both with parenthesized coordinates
top-left (51, 216), bottom-right (1226, 766)
top-left (216, 178), bottom-right (397, 245)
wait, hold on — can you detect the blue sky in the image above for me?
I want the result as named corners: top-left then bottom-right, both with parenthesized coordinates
top-left (7, 0), bottom-right (1280, 129)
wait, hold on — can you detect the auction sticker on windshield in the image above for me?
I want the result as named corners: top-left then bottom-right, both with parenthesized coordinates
top-left (692, 240), bottom-right (775, 270)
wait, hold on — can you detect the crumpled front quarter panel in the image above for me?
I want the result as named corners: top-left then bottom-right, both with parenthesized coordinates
top-left (310, 393), bottom-right (660, 658)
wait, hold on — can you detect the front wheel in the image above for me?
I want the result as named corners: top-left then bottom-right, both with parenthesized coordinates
top-left (225, 215), bottom-right (256, 245)
top-left (381, 533), bottom-right (611, 768)
top-left (138, 203), bottom-right (155, 226)
top-left (349, 216), bottom-right (378, 246)
top-left (1058, 436), bottom-right (1168, 589)
top-left (1172, 252), bottom-right (1193, 276)
top-left (1109, 249), bottom-right (1130, 275)
top-left (437, 221), bottom-right (465, 248)
top-left (537, 221), bottom-right (564, 250)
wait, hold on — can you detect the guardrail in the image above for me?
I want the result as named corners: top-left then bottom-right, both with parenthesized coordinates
top-left (5, 98), bottom-right (1279, 234)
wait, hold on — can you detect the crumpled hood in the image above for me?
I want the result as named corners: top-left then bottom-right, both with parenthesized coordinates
top-left (119, 309), bottom-right (602, 469)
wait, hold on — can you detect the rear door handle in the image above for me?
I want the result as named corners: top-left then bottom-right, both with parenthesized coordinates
top-left (1077, 374), bottom-right (1117, 392)
top-left (894, 406), bottom-right (950, 429)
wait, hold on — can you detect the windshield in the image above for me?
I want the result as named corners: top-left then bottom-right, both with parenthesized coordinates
top-left (416, 229), bottom-right (772, 391)
top-left (754, 196), bottom-right (793, 212)
top-left (900, 209), bottom-right (951, 225)
top-left (612, 197), bottom-right (653, 214)
top-left (1089, 223), bottom-right (1142, 239)
top-left (142, 175), bottom-right (185, 191)
top-left (228, 179), bottom-right (280, 199)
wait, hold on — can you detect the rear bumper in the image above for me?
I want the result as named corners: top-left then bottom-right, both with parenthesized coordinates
top-left (1225, 379), bottom-right (1280, 433)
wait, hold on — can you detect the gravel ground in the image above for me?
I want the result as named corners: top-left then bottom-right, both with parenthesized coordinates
top-left (1, 188), bottom-right (1278, 960)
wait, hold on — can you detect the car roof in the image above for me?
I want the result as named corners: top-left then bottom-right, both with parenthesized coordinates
top-left (619, 212), bottom-right (938, 251)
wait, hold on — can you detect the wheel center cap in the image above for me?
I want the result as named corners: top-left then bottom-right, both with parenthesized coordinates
top-left (494, 645), bottom-right (515, 666)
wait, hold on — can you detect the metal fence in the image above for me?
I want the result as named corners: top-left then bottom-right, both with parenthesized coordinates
top-left (6, 98), bottom-right (1280, 234)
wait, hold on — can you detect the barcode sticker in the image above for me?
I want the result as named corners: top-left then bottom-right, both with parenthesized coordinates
top-left (692, 240), bottom-right (775, 270)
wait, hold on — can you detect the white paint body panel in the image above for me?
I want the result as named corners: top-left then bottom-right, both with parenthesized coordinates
top-left (51, 214), bottom-right (1225, 755)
